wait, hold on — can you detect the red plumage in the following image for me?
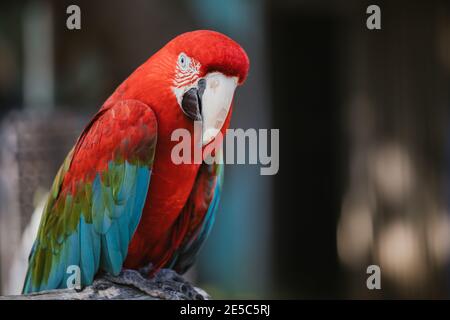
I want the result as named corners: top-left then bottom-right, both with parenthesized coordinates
top-left (69, 30), bottom-right (248, 274)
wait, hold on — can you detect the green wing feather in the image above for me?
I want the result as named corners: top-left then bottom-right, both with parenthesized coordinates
top-left (23, 100), bottom-right (157, 293)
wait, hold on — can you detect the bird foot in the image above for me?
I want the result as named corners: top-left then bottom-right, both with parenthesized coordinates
top-left (104, 268), bottom-right (208, 300)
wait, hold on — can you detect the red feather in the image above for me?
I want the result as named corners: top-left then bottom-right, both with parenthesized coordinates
top-left (81, 30), bottom-right (248, 274)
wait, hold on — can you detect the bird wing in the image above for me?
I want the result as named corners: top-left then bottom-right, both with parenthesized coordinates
top-left (167, 158), bottom-right (224, 274)
top-left (23, 100), bottom-right (157, 293)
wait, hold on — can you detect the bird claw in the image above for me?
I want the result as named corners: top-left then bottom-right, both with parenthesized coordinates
top-left (104, 268), bottom-right (208, 300)
top-left (152, 269), bottom-right (207, 300)
top-left (137, 262), bottom-right (153, 277)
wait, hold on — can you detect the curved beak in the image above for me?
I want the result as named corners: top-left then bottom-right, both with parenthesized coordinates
top-left (181, 72), bottom-right (238, 145)
top-left (180, 78), bottom-right (205, 121)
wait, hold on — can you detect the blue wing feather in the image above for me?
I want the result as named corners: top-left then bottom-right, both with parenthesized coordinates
top-left (23, 100), bottom-right (157, 294)
top-left (168, 162), bottom-right (224, 273)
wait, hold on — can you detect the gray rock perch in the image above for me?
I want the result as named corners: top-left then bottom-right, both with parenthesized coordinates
top-left (0, 269), bottom-right (210, 300)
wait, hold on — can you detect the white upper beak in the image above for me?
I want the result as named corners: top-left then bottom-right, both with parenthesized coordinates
top-left (200, 72), bottom-right (238, 145)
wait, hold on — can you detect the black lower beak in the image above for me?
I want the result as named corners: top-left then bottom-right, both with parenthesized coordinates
top-left (181, 79), bottom-right (206, 121)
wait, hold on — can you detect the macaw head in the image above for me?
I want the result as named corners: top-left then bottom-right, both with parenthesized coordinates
top-left (167, 30), bottom-right (249, 145)
top-left (128, 30), bottom-right (249, 146)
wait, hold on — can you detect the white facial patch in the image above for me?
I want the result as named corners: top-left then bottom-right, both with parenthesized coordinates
top-left (172, 52), bottom-right (201, 106)
top-left (201, 72), bottom-right (238, 145)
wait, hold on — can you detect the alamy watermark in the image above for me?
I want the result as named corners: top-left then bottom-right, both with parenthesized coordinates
top-left (366, 5), bottom-right (381, 30)
top-left (66, 265), bottom-right (81, 290)
top-left (66, 5), bottom-right (81, 30)
top-left (171, 121), bottom-right (279, 175)
top-left (366, 264), bottom-right (381, 290)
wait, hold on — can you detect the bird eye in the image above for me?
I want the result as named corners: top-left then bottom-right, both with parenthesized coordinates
top-left (178, 53), bottom-right (189, 70)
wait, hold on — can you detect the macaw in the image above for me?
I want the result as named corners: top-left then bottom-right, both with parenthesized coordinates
top-left (22, 30), bottom-right (249, 294)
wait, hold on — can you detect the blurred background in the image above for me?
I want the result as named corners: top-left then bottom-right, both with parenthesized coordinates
top-left (1, 0), bottom-right (450, 299)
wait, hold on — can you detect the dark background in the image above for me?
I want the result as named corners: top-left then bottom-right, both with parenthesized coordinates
top-left (1, 0), bottom-right (450, 299)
